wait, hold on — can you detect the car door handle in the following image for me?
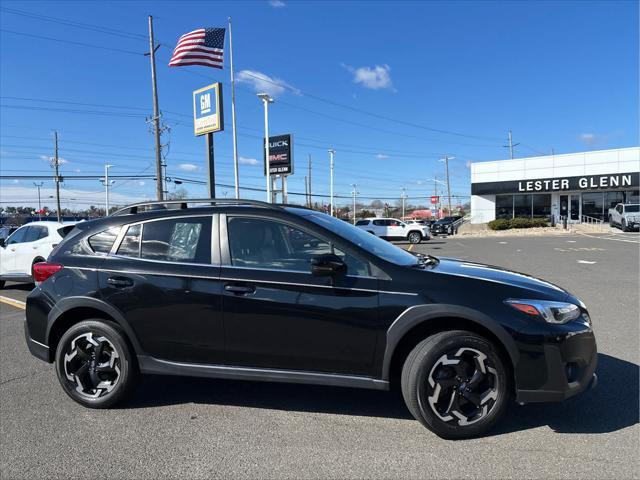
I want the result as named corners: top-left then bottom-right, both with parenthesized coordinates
top-left (224, 284), bottom-right (255, 295)
top-left (107, 276), bottom-right (134, 288)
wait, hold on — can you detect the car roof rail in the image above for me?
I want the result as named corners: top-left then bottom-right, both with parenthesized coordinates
top-left (109, 198), bottom-right (283, 216)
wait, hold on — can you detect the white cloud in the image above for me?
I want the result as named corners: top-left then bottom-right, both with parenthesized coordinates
top-left (269, 0), bottom-right (286, 7)
top-left (375, 153), bottom-right (389, 160)
top-left (341, 63), bottom-right (394, 91)
top-left (236, 70), bottom-right (299, 98)
top-left (239, 156), bottom-right (259, 166)
top-left (178, 163), bottom-right (199, 172)
top-left (138, 181), bottom-right (146, 186)
top-left (13, 179), bottom-right (19, 184)
top-left (579, 133), bottom-right (597, 145)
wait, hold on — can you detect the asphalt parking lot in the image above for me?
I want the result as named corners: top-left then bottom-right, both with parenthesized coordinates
top-left (1, 232), bottom-right (638, 479)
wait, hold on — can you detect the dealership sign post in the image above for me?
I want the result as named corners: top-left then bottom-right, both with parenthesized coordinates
top-left (264, 134), bottom-right (293, 203)
top-left (193, 83), bottom-right (224, 198)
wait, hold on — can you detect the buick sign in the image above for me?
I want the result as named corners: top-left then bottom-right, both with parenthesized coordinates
top-left (264, 134), bottom-right (293, 175)
top-left (471, 172), bottom-right (639, 195)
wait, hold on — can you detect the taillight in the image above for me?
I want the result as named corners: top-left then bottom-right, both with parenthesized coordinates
top-left (33, 262), bottom-right (64, 284)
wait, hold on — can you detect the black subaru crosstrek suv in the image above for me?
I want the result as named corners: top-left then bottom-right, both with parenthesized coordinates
top-left (25, 199), bottom-right (597, 439)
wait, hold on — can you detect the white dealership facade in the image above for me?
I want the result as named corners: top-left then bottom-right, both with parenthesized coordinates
top-left (470, 147), bottom-right (640, 224)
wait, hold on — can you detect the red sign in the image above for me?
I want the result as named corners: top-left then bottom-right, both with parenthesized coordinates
top-left (430, 195), bottom-right (439, 205)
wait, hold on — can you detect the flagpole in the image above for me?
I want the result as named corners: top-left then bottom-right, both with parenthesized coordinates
top-left (228, 17), bottom-right (240, 199)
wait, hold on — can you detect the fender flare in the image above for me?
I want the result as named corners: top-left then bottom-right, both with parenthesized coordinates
top-left (46, 296), bottom-right (144, 355)
top-left (381, 304), bottom-right (519, 381)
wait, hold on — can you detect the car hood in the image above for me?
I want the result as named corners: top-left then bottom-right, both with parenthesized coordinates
top-left (430, 257), bottom-right (571, 299)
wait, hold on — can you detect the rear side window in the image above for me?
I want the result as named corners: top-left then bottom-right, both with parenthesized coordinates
top-left (355, 220), bottom-right (369, 226)
top-left (139, 217), bottom-right (211, 264)
top-left (372, 220), bottom-right (386, 226)
top-left (117, 225), bottom-right (141, 257)
top-left (25, 226), bottom-right (48, 242)
top-left (88, 227), bottom-right (121, 254)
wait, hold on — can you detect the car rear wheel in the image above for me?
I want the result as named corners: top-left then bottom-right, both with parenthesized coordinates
top-left (408, 231), bottom-right (422, 244)
top-left (0, 280), bottom-right (4, 289)
top-left (55, 320), bottom-right (138, 408)
top-left (401, 330), bottom-right (510, 439)
top-left (608, 216), bottom-right (613, 227)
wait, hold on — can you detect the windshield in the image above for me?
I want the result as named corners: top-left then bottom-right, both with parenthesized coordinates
top-left (306, 213), bottom-right (419, 266)
top-left (625, 204), bottom-right (639, 212)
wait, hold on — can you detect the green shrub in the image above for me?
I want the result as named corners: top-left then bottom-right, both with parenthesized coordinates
top-left (488, 217), bottom-right (549, 230)
top-left (488, 219), bottom-right (510, 230)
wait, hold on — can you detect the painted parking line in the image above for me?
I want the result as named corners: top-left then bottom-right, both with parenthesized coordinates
top-left (577, 231), bottom-right (640, 244)
top-left (0, 295), bottom-right (26, 310)
top-left (407, 244), bottom-right (414, 251)
top-left (577, 260), bottom-right (597, 264)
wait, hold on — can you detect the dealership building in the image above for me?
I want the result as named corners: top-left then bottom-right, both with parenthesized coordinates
top-left (470, 147), bottom-right (640, 224)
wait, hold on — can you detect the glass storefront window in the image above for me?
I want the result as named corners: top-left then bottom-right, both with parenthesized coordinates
top-left (513, 195), bottom-right (531, 217)
top-left (605, 191), bottom-right (624, 211)
top-left (532, 194), bottom-right (551, 218)
top-left (495, 195), bottom-right (513, 219)
top-left (496, 195), bottom-right (513, 218)
top-left (624, 190), bottom-right (639, 203)
top-left (581, 192), bottom-right (604, 220)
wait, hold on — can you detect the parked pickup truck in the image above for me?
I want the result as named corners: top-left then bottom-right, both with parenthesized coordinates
top-left (608, 203), bottom-right (640, 232)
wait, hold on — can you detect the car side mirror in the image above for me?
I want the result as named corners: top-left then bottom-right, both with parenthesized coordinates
top-left (310, 254), bottom-right (346, 276)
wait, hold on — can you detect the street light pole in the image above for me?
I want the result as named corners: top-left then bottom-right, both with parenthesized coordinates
top-left (104, 164), bottom-right (114, 215)
top-left (33, 182), bottom-right (43, 220)
top-left (351, 183), bottom-right (358, 224)
top-left (328, 149), bottom-right (335, 216)
top-left (401, 187), bottom-right (407, 219)
top-left (258, 93), bottom-right (274, 203)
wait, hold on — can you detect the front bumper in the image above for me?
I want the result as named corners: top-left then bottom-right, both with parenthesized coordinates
top-left (515, 319), bottom-right (597, 403)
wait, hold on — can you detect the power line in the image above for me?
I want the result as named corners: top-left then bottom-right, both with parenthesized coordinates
top-left (0, 29), bottom-right (143, 56)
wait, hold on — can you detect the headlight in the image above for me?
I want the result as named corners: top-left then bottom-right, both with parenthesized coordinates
top-left (505, 299), bottom-right (581, 324)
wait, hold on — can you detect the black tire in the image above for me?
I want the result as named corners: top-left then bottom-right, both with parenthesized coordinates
top-left (401, 330), bottom-right (510, 439)
top-left (408, 231), bottom-right (422, 244)
top-left (608, 216), bottom-right (613, 227)
top-left (0, 280), bottom-right (5, 289)
top-left (621, 219), bottom-right (628, 232)
top-left (55, 319), bottom-right (138, 408)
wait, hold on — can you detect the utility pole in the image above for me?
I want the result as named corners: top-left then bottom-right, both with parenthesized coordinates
top-left (328, 149), bottom-right (335, 216)
top-left (147, 15), bottom-right (163, 201)
top-left (33, 182), bottom-right (43, 220)
top-left (258, 93), bottom-right (274, 203)
top-left (351, 183), bottom-right (358, 224)
top-left (304, 175), bottom-right (308, 206)
top-left (441, 155), bottom-right (453, 217)
top-left (307, 154), bottom-right (312, 207)
top-left (504, 129), bottom-right (519, 160)
top-left (401, 187), bottom-right (407, 219)
top-left (52, 131), bottom-right (62, 222)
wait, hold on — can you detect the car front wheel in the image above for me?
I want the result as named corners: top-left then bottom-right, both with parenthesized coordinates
top-left (55, 319), bottom-right (138, 408)
top-left (401, 330), bottom-right (510, 439)
top-left (621, 219), bottom-right (628, 232)
top-left (408, 231), bottom-right (422, 244)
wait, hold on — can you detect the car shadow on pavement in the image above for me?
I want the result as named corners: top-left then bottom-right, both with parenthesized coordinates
top-left (127, 353), bottom-right (638, 434)
top-left (129, 376), bottom-right (413, 419)
top-left (493, 353), bottom-right (639, 436)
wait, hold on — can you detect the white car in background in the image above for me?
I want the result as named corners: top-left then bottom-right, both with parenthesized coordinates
top-left (355, 217), bottom-right (430, 244)
top-left (0, 221), bottom-right (77, 288)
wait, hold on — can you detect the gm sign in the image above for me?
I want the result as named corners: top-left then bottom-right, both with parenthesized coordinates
top-left (264, 134), bottom-right (293, 175)
top-left (193, 83), bottom-right (224, 136)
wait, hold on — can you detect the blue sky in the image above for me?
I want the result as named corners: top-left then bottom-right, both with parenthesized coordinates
top-left (1, 0), bottom-right (638, 209)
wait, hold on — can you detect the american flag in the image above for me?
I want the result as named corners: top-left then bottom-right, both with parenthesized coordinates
top-left (168, 28), bottom-right (225, 69)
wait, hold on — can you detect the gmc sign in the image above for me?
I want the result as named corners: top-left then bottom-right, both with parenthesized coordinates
top-left (264, 134), bottom-right (293, 175)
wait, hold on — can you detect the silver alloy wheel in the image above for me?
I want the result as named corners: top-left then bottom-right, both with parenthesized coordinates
top-left (63, 332), bottom-right (121, 399)
top-left (409, 232), bottom-right (421, 244)
top-left (426, 347), bottom-right (498, 426)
